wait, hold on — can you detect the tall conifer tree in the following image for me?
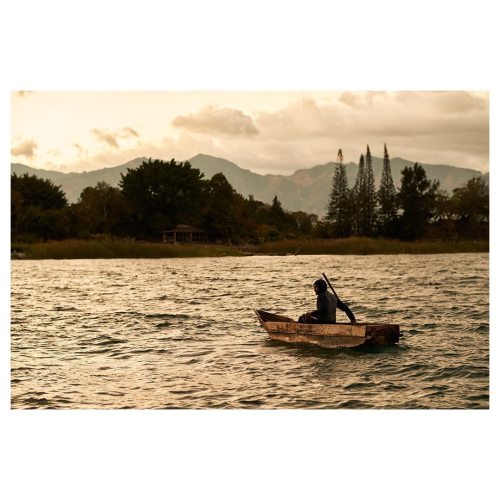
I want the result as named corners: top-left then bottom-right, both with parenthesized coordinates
top-left (359, 145), bottom-right (377, 235)
top-left (377, 143), bottom-right (398, 236)
top-left (326, 149), bottom-right (352, 237)
top-left (351, 154), bottom-right (365, 235)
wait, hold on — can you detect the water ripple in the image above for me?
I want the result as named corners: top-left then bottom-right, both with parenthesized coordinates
top-left (11, 253), bottom-right (489, 409)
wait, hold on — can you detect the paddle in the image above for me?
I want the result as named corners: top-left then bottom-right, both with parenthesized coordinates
top-left (322, 272), bottom-right (356, 323)
top-left (322, 272), bottom-right (339, 299)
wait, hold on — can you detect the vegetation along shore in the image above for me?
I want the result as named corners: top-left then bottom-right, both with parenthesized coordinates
top-left (11, 237), bottom-right (488, 260)
top-left (11, 144), bottom-right (488, 258)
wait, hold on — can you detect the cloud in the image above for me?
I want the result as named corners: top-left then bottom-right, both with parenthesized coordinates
top-left (339, 91), bottom-right (388, 109)
top-left (339, 92), bottom-right (362, 108)
top-left (394, 91), bottom-right (487, 113)
top-left (91, 128), bottom-right (119, 148)
top-left (72, 143), bottom-right (90, 160)
top-left (120, 127), bottom-right (140, 138)
top-left (11, 139), bottom-right (37, 159)
top-left (172, 106), bottom-right (259, 135)
top-left (251, 92), bottom-right (489, 172)
top-left (42, 92), bottom-right (489, 176)
top-left (91, 127), bottom-right (140, 149)
top-left (259, 93), bottom-right (477, 140)
top-left (256, 98), bottom-right (343, 139)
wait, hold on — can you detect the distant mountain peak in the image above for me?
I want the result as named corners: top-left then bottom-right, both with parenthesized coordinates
top-left (11, 153), bottom-right (487, 214)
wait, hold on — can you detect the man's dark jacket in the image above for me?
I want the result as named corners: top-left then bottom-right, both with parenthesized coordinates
top-left (312, 290), bottom-right (356, 323)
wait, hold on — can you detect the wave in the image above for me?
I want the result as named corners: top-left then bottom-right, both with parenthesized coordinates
top-left (145, 313), bottom-right (192, 319)
top-left (11, 253), bottom-right (489, 409)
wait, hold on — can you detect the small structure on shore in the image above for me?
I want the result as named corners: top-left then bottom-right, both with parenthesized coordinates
top-left (162, 225), bottom-right (207, 244)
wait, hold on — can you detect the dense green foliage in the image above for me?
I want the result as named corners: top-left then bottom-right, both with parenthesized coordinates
top-left (11, 173), bottom-right (73, 241)
top-left (359, 145), bottom-right (377, 236)
top-left (326, 145), bottom-right (488, 241)
top-left (11, 150), bottom-right (488, 245)
top-left (326, 149), bottom-right (352, 237)
top-left (11, 173), bottom-right (67, 210)
top-left (76, 182), bottom-right (130, 236)
top-left (377, 144), bottom-right (398, 237)
top-left (351, 154), bottom-right (364, 235)
top-left (449, 176), bottom-right (489, 239)
top-left (398, 163), bottom-right (440, 240)
top-left (11, 158), bottom-right (316, 243)
top-left (119, 158), bottom-right (206, 238)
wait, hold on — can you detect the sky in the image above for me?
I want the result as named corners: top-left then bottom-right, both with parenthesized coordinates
top-left (11, 90), bottom-right (489, 175)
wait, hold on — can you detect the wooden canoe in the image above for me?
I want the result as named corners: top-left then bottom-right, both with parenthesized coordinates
top-left (254, 309), bottom-right (401, 349)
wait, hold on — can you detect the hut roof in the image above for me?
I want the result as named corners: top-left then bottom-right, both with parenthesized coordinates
top-left (164, 224), bottom-right (205, 233)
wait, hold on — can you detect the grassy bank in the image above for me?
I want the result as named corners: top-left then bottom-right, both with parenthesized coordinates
top-left (11, 237), bottom-right (489, 259)
top-left (249, 237), bottom-right (489, 255)
top-left (12, 239), bottom-right (247, 259)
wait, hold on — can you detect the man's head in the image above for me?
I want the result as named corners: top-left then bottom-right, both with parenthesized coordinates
top-left (313, 279), bottom-right (327, 294)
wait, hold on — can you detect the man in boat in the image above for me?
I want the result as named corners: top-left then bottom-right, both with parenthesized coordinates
top-left (298, 279), bottom-right (356, 324)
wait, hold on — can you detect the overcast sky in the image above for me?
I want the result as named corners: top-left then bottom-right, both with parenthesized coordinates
top-left (11, 90), bottom-right (489, 174)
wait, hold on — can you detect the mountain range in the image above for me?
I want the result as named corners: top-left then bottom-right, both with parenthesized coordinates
top-left (11, 154), bottom-right (489, 215)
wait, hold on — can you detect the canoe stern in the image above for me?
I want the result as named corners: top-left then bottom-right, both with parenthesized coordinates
top-left (365, 324), bottom-right (401, 346)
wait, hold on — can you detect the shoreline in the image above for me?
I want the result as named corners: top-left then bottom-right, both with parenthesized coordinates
top-left (11, 237), bottom-right (489, 260)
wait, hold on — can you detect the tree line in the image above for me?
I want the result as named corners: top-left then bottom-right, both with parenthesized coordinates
top-left (324, 145), bottom-right (488, 240)
top-left (11, 159), bottom-right (317, 243)
top-left (11, 150), bottom-right (488, 244)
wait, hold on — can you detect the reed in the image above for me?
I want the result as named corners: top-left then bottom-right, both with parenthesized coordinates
top-left (11, 237), bottom-right (489, 259)
top-left (248, 237), bottom-right (489, 255)
top-left (13, 239), bottom-right (246, 259)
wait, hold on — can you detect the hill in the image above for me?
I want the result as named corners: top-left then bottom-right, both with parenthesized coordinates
top-left (11, 158), bottom-right (147, 205)
top-left (11, 154), bottom-right (488, 215)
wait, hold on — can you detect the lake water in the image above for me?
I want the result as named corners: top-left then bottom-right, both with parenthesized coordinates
top-left (10, 253), bottom-right (489, 409)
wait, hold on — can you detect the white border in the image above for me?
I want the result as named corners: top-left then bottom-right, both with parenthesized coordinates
top-left (1, 1), bottom-right (497, 499)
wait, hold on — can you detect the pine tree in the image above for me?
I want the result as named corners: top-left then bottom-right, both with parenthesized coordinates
top-left (359, 145), bottom-right (377, 236)
top-left (377, 143), bottom-right (398, 237)
top-left (270, 195), bottom-right (286, 228)
top-left (351, 154), bottom-right (365, 235)
top-left (326, 149), bottom-right (352, 237)
top-left (399, 163), bottom-right (439, 240)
